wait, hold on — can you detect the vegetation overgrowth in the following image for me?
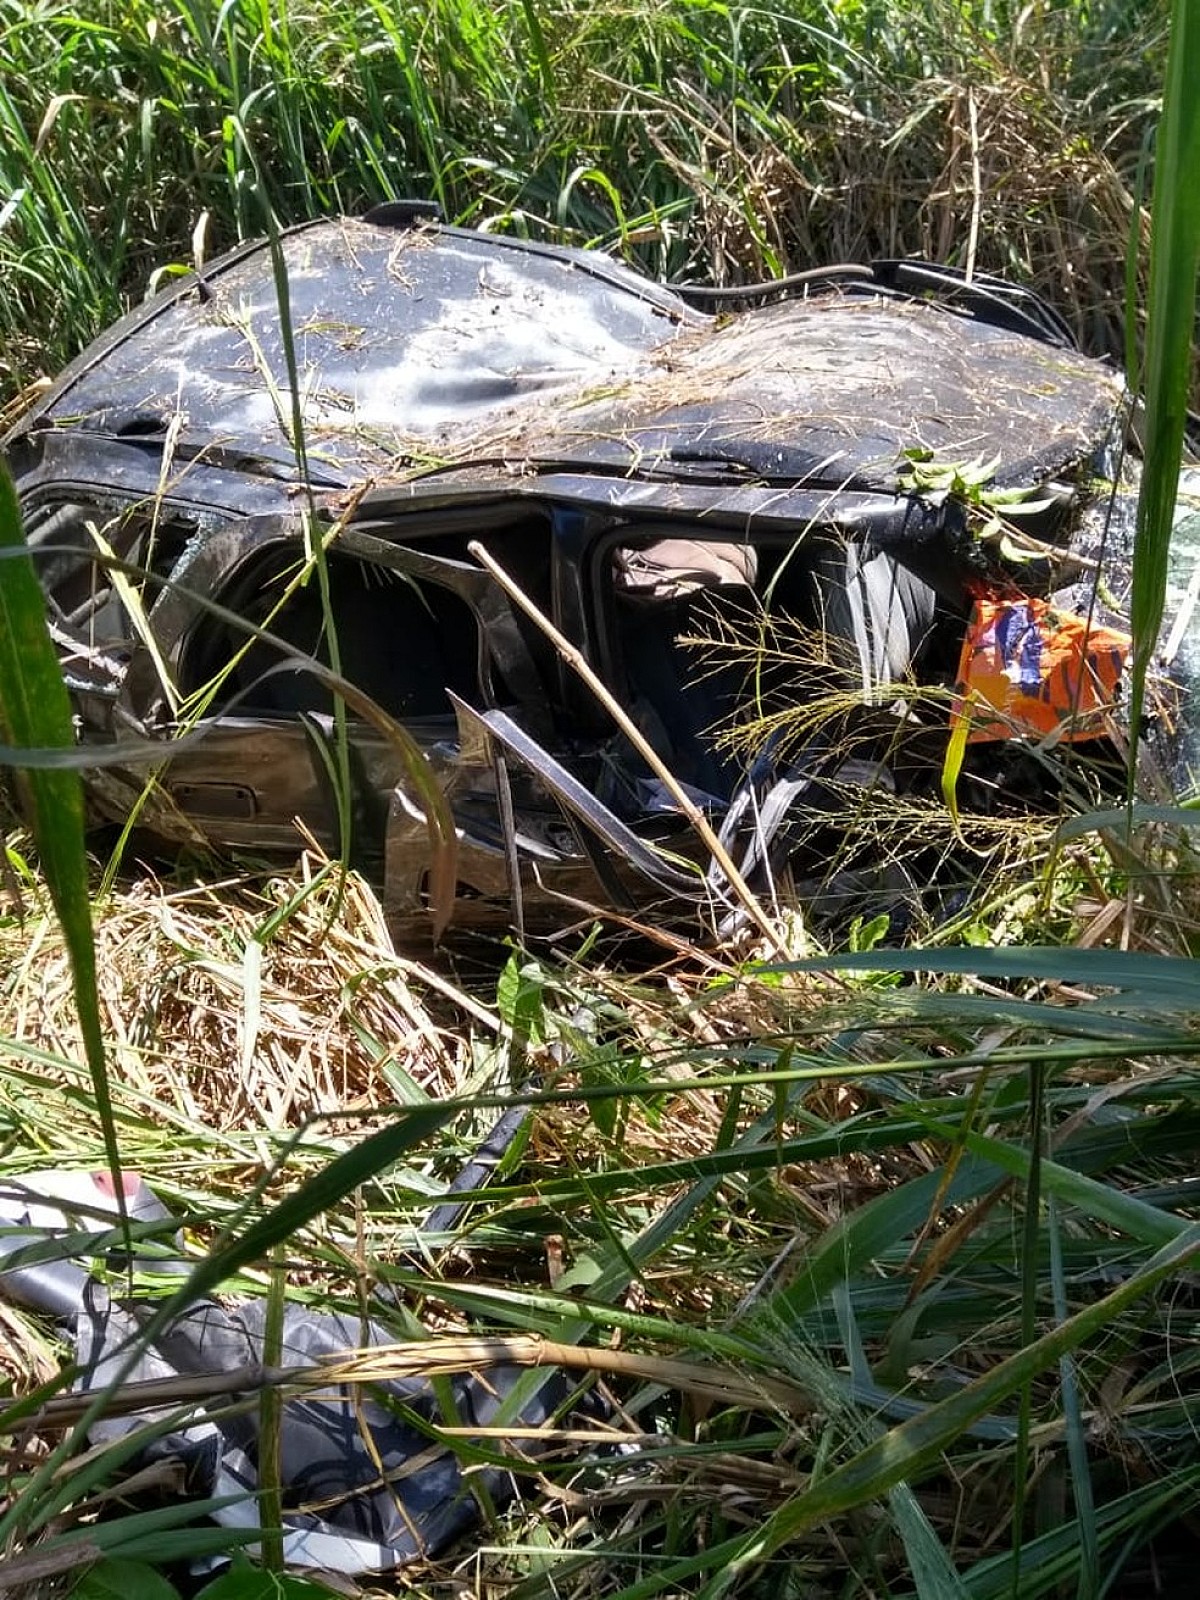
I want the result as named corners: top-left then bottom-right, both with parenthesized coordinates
top-left (0, 2), bottom-right (1198, 1599)
top-left (0, 0), bottom-right (1179, 406)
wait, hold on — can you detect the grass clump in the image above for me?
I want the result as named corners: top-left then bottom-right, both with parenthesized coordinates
top-left (2, 852), bottom-right (1200, 1596)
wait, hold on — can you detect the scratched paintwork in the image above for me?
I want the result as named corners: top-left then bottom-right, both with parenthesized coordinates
top-left (14, 218), bottom-right (1121, 496)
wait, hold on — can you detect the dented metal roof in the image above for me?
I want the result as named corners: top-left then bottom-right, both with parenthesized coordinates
top-left (24, 218), bottom-right (699, 480)
top-left (16, 217), bottom-right (1124, 501)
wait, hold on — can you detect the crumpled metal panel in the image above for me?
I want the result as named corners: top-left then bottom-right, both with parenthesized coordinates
top-left (24, 219), bottom-right (700, 480)
top-left (498, 296), bottom-right (1126, 490)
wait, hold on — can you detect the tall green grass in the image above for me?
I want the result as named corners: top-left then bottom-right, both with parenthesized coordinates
top-left (0, 0), bottom-right (1172, 403)
top-left (1127, 0), bottom-right (1200, 771)
top-left (3, 923), bottom-right (1200, 1594)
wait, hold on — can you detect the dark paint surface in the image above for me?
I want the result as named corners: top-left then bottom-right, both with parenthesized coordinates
top-left (4, 217), bottom-right (1154, 941)
top-left (16, 218), bottom-right (1120, 498)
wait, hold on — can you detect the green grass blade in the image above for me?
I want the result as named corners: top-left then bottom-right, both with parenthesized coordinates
top-left (0, 464), bottom-right (124, 1226)
top-left (518, 0), bottom-right (556, 107)
top-left (771, 1218), bottom-right (1198, 1545)
top-left (249, 167), bottom-right (356, 890)
top-left (765, 946), bottom-right (1200, 1006)
top-left (257, 1243), bottom-right (287, 1573)
top-left (918, 1118), bottom-right (1194, 1249)
top-left (1048, 1195), bottom-right (1100, 1599)
top-left (769, 1155), bottom-right (1002, 1322)
top-left (1054, 803), bottom-right (1200, 841)
top-left (616, 1223), bottom-right (1200, 1600)
top-left (890, 1482), bottom-right (969, 1599)
top-left (1128, 0), bottom-right (1200, 776)
top-left (1123, 126), bottom-right (1152, 399)
top-left (963, 1470), bottom-right (1200, 1598)
top-left (1012, 1060), bottom-right (1046, 1594)
top-left (72, 1558), bottom-right (179, 1600)
top-left (154, 1103), bottom-right (457, 1316)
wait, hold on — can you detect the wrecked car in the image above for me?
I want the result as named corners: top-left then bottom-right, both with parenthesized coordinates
top-left (3, 206), bottom-right (1184, 941)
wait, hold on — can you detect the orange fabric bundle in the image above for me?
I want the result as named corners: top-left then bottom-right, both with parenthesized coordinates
top-left (952, 597), bottom-right (1130, 743)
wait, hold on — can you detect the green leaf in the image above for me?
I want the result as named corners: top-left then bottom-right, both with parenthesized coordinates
top-left (1128, 0), bottom-right (1200, 779)
top-left (763, 945), bottom-right (1200, 1009)
top-left (1048, 1195), bottom-right (1100, 1599)
top-left (73, 1558), bottom-right (180, 1600)
top-left (889, 1483), bottom-right (968, 1599)
top-left (761, 1219), bottom-right (1197, 1555)
top-left (962, 1468), bottom-right (1200, 1598)
top-left (941, 688), bottom-right (970, 828)
top-left (29, 1497), bottom-right (259, 1561)
top-left (195, 1564), bottom-right (336, 1599)
top-left (496, 953), bottom-right (545, 1043)
top-left (765, 1155), bottom-right (1003, 1323)
top-left (518, 0), bottom-right (556, 108)
top-left (930, 1120), bottom-right (1190, 1250)
top-left (0, 466), bottom-right (123, 1221)
top-left (1054, 802), bottom-right (1200, 842)
top-left (169, 1102), bottom-right (458, 1310)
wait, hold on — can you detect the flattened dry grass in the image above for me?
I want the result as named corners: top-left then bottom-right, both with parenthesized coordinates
top-left (0, 840), bottom-right (496, 1436)
top-left (1, 830), bottom-right (1199, 1596)
top-left (0, 843), bottom-right (473, 1161)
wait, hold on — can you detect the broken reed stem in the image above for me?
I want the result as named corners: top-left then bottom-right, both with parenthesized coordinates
top-left (0, 1541), bottom-right (104, 1592)
top-left (331, 1335), bottom-right (814, 1414)
top-left (466, 539), bottom-right (793, 959)
top-left (24, 1333), bottom-right (813, 1432)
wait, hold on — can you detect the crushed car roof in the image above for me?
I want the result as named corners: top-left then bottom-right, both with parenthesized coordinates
top-left (17, 215), bottom-right (1124, 498)
top-left (24, 218), bottom-right (698, 482)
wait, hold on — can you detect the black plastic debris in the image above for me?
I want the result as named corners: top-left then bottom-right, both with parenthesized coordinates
top-left (0, 1170), bottom-right (572, 1576)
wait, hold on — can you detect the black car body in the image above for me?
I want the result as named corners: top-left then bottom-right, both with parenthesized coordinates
top-left (3, 209), bottom-right (1156, 941)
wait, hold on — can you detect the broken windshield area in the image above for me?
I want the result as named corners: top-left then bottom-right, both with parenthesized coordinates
top-left (597, 523), bottom-right (950, 809)
top-left (180, 549), bottom-right (485, 721)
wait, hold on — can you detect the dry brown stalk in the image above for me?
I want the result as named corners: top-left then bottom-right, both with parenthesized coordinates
top-left (23, 1333), bottom-right (813, 1434)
